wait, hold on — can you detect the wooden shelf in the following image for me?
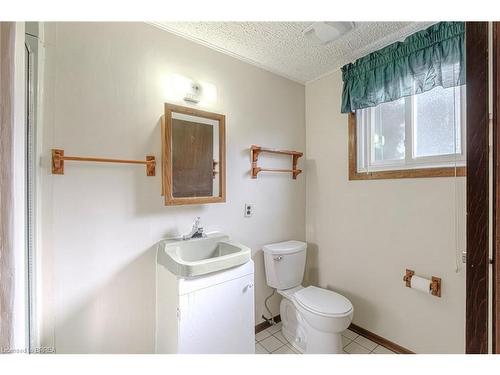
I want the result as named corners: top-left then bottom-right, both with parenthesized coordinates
top-left (250, 145), bottom-right (303, 179)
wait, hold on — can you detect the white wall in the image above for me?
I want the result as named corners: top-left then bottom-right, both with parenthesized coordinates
top-left (13, 21), bottom-right (27, 352)
top-left (0, 21), bottom-right (27, 353)
top-left (40, 22), bottom-right (305, 353)
top-left (305, 71), bottom-right (466, 354)
top-left (41, 22), bottom-right (466, 355)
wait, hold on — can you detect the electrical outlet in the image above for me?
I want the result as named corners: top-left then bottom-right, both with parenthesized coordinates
top-left (244, 203), bottom-right (254, 217)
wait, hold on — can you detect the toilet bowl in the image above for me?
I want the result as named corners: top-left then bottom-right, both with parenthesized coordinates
top-left (263, 241), bottom-right (353, 354)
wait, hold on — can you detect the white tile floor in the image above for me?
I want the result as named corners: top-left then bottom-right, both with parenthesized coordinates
top-left (254, 322), bottom-right (396, 354)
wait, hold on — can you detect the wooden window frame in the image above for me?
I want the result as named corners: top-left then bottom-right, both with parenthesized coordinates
top-left (348, 112), bottom-right (466, 180)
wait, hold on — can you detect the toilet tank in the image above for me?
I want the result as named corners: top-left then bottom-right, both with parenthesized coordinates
top-left (262, 240), bottom-right (307, 290)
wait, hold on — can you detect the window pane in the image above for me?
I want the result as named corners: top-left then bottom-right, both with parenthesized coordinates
top-left (413, 86), bottom-right (461, 158)
top-left (372, 98), bottom-right (405, 162)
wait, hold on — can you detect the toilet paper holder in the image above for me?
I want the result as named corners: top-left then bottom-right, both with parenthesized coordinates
top-left (403, 269), bottom-right (441, 298)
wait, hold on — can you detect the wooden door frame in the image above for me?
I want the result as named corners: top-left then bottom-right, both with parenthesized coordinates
top-left (493, 21), bottom-right (500, 354)
top-left (466, 22), bottom-right (490, 354)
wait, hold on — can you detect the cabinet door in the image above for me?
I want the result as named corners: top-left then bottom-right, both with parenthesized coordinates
top-left (178, 273), bottom-right (255, 353)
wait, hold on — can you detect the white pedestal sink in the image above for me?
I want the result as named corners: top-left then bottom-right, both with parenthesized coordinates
top-left (156, 232), bottom-right (255, 353)
top-left (157, 232), bottom-right (251, 277)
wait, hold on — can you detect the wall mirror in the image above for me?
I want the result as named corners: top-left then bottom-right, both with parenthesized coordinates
top-left (161, 103), bottom-right (226, 205)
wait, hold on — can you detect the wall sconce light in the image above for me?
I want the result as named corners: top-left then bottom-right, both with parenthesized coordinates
top-left (163, 74), bottom-right (217, 107)
top-left (184, 81), bottom-right (203, 103)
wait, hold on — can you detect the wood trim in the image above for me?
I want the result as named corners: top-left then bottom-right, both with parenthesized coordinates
top-left (255, 315), bottom-right (411, 354)
top-left (348, 112), bottom-right (466, 180)
top-left (161, 116), bottom-right (165, 195)
top-left (219, 114), bottom-right (226, 203)
top-left (493, 21), bottom-right (500, 354)
top-left (465, 22), bottom-right (490, 354)
top-left (162, 103), bottom-right (226, 206)
top-left (348, 323), bottom-right (414, 354)
top-left (255, 315), bottom-right (282, 334)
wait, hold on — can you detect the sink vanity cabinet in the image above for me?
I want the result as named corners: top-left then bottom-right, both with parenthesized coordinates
top-left (156, 233), bottom-right (255, 353)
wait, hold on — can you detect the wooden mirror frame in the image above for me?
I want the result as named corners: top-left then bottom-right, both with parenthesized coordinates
top-left (161, 103), bottom-right (226, 206)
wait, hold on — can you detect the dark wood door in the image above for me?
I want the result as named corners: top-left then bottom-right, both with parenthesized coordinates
top-left (172, 119), bottom-right (214, 198)
top-left (493, 21), bottom-right (500, 354)
top-left (466, 21), bottom-right (490, 354)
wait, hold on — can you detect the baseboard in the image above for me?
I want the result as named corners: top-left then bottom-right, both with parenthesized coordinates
top-left (255, 315), bottom-right (282, 334)
top-left (348, 323), bottom-right (414, 354)
top-left (255, 315), bottom-right (413, 354)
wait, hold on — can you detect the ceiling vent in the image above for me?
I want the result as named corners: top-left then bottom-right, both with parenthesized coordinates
top-left (303, 22), bottom-right (355, 45)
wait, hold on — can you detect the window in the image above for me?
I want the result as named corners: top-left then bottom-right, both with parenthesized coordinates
top-left (350, 85), bottom-right (466, 180)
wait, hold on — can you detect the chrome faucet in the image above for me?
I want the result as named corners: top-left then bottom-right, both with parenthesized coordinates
top-left (182, 217), bottom-right (205, 240)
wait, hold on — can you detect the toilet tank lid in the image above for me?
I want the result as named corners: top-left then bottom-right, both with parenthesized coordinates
top-left (262, 240), bottom-right (306, 255)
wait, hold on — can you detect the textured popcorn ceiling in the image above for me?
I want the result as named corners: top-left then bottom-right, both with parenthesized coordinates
top-left (151, 22), bottom-right (436, 84)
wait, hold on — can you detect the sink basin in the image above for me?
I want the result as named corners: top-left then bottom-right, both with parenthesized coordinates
top-left (157, 232), bottom-right (251, 277)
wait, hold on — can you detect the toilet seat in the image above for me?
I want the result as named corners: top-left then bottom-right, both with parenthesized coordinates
top-left (294, 286), bottom-right (353, 318)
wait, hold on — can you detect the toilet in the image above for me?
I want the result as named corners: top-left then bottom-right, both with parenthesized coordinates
top-left (262, 240), bottom-right (353, 354)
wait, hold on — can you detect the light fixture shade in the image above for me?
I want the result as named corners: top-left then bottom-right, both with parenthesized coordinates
top-left (303, 22), bottom-right (355, 45)
top-left (184, 82), bottom-right (203, 103)
top-left (162, 74), bottom-right (217, 106)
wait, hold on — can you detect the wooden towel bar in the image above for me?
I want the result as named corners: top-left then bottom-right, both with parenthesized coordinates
top-left (51, 149), bottom-right (156, 176)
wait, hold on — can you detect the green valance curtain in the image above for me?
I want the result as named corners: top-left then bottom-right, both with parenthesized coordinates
top-left (341, 22), bottom-right (465, 113)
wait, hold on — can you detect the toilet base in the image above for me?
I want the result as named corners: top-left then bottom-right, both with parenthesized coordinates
top-left (280, 297), bottom-right (306, 352)
top-left (300, 318), bottom-right (343, 354)
top-left (280, 296), bottom-right (344, 354)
